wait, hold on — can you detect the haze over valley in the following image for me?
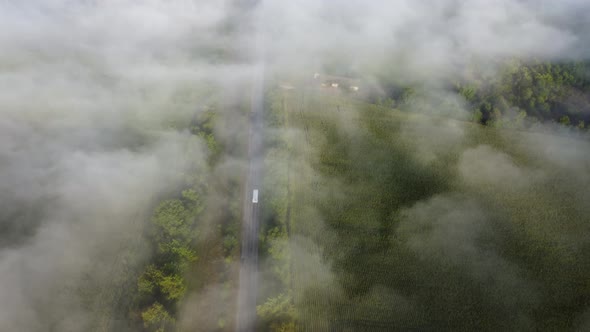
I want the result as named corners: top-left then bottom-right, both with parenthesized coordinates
top-left (1, 1), bottom-right (590, 331)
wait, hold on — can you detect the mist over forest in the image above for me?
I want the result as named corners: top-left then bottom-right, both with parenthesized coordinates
top-left (1, 1), bottom-right (589, 331)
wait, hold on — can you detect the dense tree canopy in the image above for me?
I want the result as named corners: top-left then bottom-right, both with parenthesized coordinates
top-left (458, 60), bottom-right (590, 128)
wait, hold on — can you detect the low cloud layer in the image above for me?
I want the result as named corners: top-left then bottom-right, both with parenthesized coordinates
top-left (1, 0), bottom-right (590, 330)
top-left (263, 0), bottom-right (590, 80)
top-left (0, 1), bottom-right (230, 329)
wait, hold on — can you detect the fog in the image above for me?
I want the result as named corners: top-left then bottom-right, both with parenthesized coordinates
top-left (263, 0), bottom-right (590, 80)
top-left (1, 1), bottom-right (232, 330)
top-left (1, 0), bottom-right (589, 331)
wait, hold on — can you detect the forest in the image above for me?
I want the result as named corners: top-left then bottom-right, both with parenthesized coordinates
top-left (374, 60), bottom-right (590, 129)
top-left (457, 60), bottom-right (590, 128)
top-left (255, 74), bottom-right (590, 331)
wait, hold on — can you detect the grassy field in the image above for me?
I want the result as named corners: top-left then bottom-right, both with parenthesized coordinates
top-left (258, 84), bottom-right (590, 331)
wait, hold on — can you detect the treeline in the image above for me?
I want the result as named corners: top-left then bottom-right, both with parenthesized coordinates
top-left (457, 60), bottom-right (590, 128)
top-left (280, 91), bottom-right (590, 330)
top-left (372, 60), bottom-right (590, 129)
top-left (125, 106), bottom-right (244, 332)
top-left (133, 111), bottom-right (216, 331)
top-left (256, 88), bottom-right (296, 332)
top-left (136, 188), bottom-right (203, 331)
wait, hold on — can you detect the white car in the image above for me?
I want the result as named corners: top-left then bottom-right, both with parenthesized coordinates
top-left (252, 189), bottom-right (259, 203)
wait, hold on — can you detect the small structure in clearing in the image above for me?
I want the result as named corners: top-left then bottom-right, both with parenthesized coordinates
top-left (313, 73), bottom-right (360, 92)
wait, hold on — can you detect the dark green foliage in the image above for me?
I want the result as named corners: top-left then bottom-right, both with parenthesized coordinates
top-left (131, 109), bottom-right (222, 331)
top-left (153, 200), bottom-right (192, 243)
top-left (398, 87), bottom-right (416, 107)
top-left (191, 109), bottom-right (223, 165)
top-left (257, 293), bottom-right (296, 328)
top-left (138, 266), bottom-right (165, 298)
top-left (559, 115), bottom-right (571, 126)
top-left (309, 108), bottom-right (453, 301)
top-left (152, 196), bottom-right (200, 269)
top-left (141, 302), bottom-right (175, 332)
top-left (272, 89), bottom-right (590, 331)
top-left (256, 88), bottom-right (297, 331)
top-left (458, 60), bottom-right (590, 128)
top-left (136, 194), bottom-right (200, 329)
top-left (159, 274), bottom-right (187, 301)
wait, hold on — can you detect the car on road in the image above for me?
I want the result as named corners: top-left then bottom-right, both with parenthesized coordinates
top-left (252, 189), bottom-right (259, 203)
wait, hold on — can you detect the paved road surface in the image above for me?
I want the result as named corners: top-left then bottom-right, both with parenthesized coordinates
top-left (235, 1), bottom-right (265, 331)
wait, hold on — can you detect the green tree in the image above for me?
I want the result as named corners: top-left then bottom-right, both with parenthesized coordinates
top-left (141, 302), bottom-right (175, 332)
top-left (399, 87), bottom-right (416, 106)
top-left (138, 265), bottom-right (164, 298)
top-left (159, 274), bottom-right (186, 301)
top-left (271, 321), bottom-right (296, 332)
top-left (153, 200), bottom-right (192, 241)
top-left (257, 293), bottom-right (296, 324)
top-left (459, 85), bottom-right (477, 102)
top-left (158, 239), bottom-right (197, 263)
top-left (559, 115), bottom-right (571, 126)
top-left (471, 109), bottom-right (483, 123)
